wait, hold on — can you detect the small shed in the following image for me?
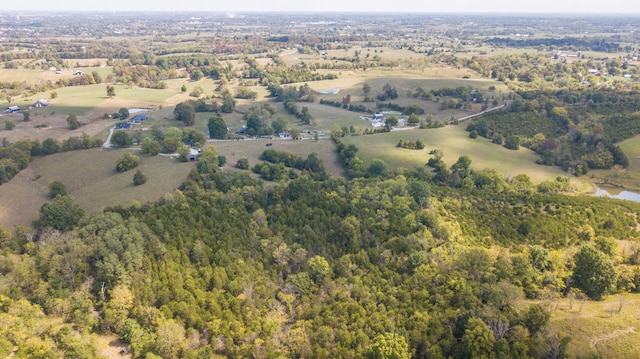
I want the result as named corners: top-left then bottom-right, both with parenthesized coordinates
top-left (34, 99), bottom-right (49, 107)
top-left (4, 106), bottom-right (20, 113)
top-left (188, 148), bottom-right (201, 161)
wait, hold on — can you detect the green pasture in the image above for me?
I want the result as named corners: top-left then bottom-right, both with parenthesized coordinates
top-left (341, 125), bottom-right (572, 184)
top-left (210, 137), bottom-right (345, 179)
top-left (590, 134), bottom-right (640, 191)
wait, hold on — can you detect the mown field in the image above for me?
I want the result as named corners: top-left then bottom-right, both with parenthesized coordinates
top-left (0, 148), bottom-right (195, 228)
top-left (590, 134), bottom-right (640, 192)
top-left (340, 125), bottom-right (578, 185)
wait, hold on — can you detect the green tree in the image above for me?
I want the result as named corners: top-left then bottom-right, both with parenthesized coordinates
top-left (181, 84), bottom-right (187, 93)
top-left (573, 245), bottom-right (617, 300)
top-left (271, 117), bottom-right (288, 134)
top-left (366, 333), bottom-right (410, 359)
top-left (220, 96), bottom-right (236, 113)
top-left (367, 159), bottom-right (389, 178)
top-left (42, 138), bottom-right (59, 155)
top-left (36, 195), bottom-right (84, 231)
top-left (521, 304), bottom-right (551, 335)
top-left (196, 147), bottom-right (219, 174)
top-left (118, 108), bottom-right (129, 120)
top-left (504, 135), bottom-right (520, 150)
top-left (207, 113), bottom-right (227, 139)
top-left (116, 152), bottom-right (140, 172)
top-left (308, 256), bottom-right (332, 284)
top-left (289, 128), bottom-right (301, 140)
top-left (236, 158), bottom-right (249, 169)
top-left (461, 318), bottom-right (495, 359)
top-left (141, 137), bottom-right (161, 155)
top-left (174, 102), bottom-right (196, 126)
top-left (106, 85), bottom-right (115, 98)
top-left (111, 131), bottom-right (132, 148)
top-left (48, 180), bottom-right (67, 198)
top-left (66, 114), bottom-right (80, 130)
top-left (133, 170), bottom-right (147, 185)
top-left (385, 116), bottom-right (399, 129)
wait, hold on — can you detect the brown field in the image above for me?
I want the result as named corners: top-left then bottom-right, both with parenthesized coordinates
top-left (0, 148), bottom-right (195, 228)
top-left (544, 293), bottom-right (640, 358)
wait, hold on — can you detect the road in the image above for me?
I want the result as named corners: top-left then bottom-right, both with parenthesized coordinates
top-left (103, 127), bottom-right (115, 148)
top-left (455, 104), bottom-right (506, 123)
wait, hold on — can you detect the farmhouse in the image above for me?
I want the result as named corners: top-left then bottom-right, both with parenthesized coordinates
top-left (4, 106), bottom-right (20, 113)
top-left (188, 148), bottom-right (201, 161)
top-left (127, 114), bottom-right (148, 124)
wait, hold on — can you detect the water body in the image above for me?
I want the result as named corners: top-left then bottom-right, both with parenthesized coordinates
top-left (129, 108), bottom-right (150, 114)
top-left (595, 185), bottom-right (640, 202)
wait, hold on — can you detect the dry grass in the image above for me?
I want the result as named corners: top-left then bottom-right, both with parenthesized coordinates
top-left (543, 293), bottom-right (640, 358)
top-left (211, 137), bottom-right (345, 179)
top-left (0, 148), bottom-right (195, 228)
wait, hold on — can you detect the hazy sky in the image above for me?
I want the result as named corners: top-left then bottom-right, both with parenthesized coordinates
top-left (3, 0), bottom-right (640, 14)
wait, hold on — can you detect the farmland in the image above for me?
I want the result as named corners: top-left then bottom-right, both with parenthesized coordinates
top-left (1, 11), bottom-right (640, 359)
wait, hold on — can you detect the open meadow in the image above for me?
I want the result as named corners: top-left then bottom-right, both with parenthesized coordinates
top-left (544, 293), bottom-right (640, 358)
top-left (0, 147), bottom-right (195, 228)
top-left (341, 125), bottom-right (577, 185)
top-left (590, 134), bottom-right (640, 192)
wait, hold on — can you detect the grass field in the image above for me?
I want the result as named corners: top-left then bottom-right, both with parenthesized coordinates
top-left (590, 135), bottom-right (640, 192)
top-left (211, 137), bottom-right (345, 179)
top-left (544, 293), bottom-right (640, 358)
top-left (0, 148), bottom-right (195, 228)
top-left (340, 125), bottom-right (575, 185)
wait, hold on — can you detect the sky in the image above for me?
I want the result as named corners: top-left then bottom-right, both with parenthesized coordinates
top-left (3, 0), bottom-right (640, 14)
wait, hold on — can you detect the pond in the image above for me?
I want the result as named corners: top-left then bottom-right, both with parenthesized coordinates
top-left (128, 108), bottom-right (150, 114)
top-left (595, 185), bottom-right (640, 203)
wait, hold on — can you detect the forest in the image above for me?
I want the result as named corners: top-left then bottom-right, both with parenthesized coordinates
top-left (0, 148), bottom-right (639, 358)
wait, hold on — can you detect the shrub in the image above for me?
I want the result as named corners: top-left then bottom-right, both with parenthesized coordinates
top-left (116, 152), bottom-right (140, 172)
top-left (133, 170), bottom-right (147, 185)
top-left (236, 158), bottom-right (249, 169)
top-left (48, 180), bottom-right (67, 198)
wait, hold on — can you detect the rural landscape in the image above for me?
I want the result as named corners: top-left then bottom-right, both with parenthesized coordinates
top-left (1, 10), bottom-right (640, 358)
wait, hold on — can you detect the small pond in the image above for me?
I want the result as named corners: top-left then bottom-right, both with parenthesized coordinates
top-left (595, 185), bottom-right (640, 203)
top-left (128, 108), bottom-right (150, 114)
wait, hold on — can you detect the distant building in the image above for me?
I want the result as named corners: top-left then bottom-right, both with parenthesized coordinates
top-left (187, 148), bottom-right (201, 161)
top-left (33, 99), bottom-right (49, 107)
top-left (4, 106), bottom-right (20, 113)
top-left (115, 122), bottom-right (132, 130)
top-left (73, 70), bottom-right (85, 75)
top-left (127, 114), bottom-right (148, 124)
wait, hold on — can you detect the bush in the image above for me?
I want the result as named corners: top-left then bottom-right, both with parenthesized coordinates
top-left (4, 121), bottom-right (15, 130)
top-left (133, 170), bottom-right (147, 185)
top-left (116, 152), bottom-right (140, 172)
top-left (48, 180), bottom-right (67, 198)
top-left (236, 158), bottom-right (249, 169)
top-left (218, 155), bottom-right (227, 167)
top-left (469, 130), bottom-right (478, 139)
